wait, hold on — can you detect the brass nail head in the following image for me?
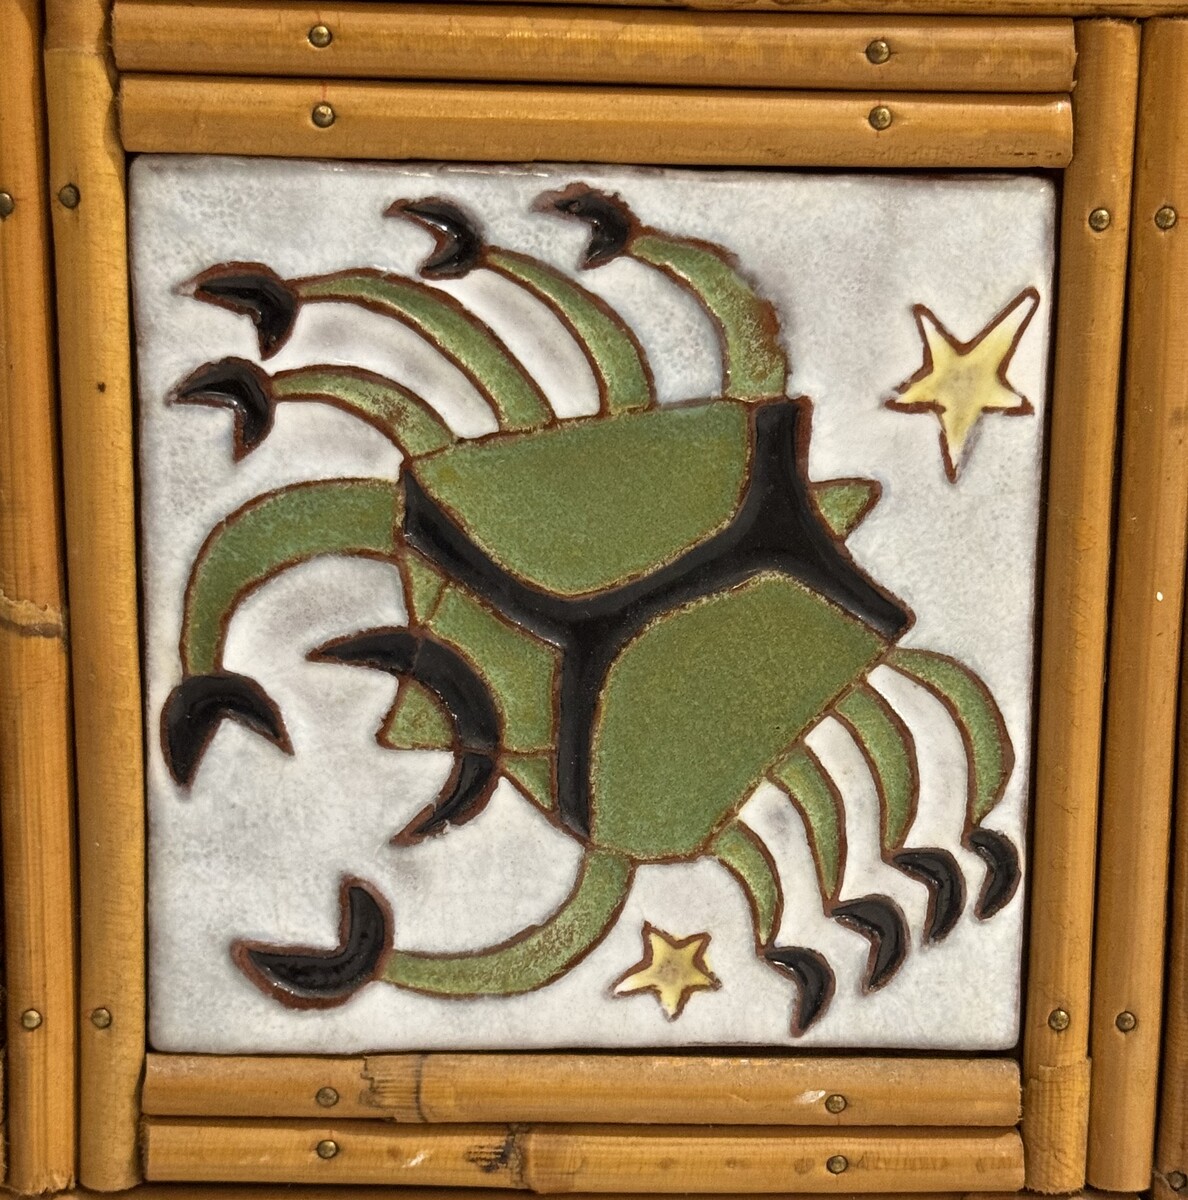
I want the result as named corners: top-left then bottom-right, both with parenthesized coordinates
top-left (91, 1007), bottom-right (112, 1029)
top-left (824, 1093), bottom-right (847, 1114)
top-left (316, 1086), bottom-right (339, 1107)
top-left (312, 103), bottom-right (336, 129)
top-left (0, 191), bottom-right (14, 219)
top-left (868, 105), bottom-right (892, 131)
top-left (866, 39), bottom-right (891, 64)
top-left (317, 1139), bottom-right (339, 1160)
top-left (1156, 206), bottom-right (1178, 230)
top-left (21, 1009), bottom-right (42, 1030)
top-left (1116, 1010), bottom-right (1137, 1033)
top-left (308, 24), bottom-right (333, 48)
top-left (826, 1154), bottom-right (848, 1175)
top-left (1088, 208), bottom-right (1111, 232)
top-left (1048, 1007), bottom-right (1070, 1031)
top-left (58, 184), bottom-right (80, 209)
top-left (1167, 1170), bottom-right (1187, 1192)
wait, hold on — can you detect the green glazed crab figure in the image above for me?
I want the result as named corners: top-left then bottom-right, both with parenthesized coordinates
top-left (162, 184), bottom-right (1019, 1034)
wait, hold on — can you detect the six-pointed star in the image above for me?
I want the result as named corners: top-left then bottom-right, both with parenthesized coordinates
top-left (612, 923), bottom-right (720, 1020)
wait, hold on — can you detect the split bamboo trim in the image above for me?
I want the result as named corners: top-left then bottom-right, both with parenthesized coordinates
top-left (118, 76), bottom-right (1073, 168)
top-left (142, 1053), bottom-right (1021, 1127)
top-left (1021, 18), bottom-right (1140, 1195)
top-left (57, 1191), bottom-right (1018, 1200)
top-left (0, 0), bottom-right (78, 1192)
top-left (44, 0), bottom-right (146, 1189)
top-left (141, 1120), bottom-right (1025, 1192)
top-left (436, 0), bottom-right (1188, 14)
top-left (110, 3), bottom-right (1077, 93)
top-left (1086, 16), bottom-right (1188, 1193)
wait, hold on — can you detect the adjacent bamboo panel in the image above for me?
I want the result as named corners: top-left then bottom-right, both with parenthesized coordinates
top-left (1022, 19), bottom-right (1140, 1195)
top-left (1086, 16), bottom-right (1188, 1192)
top-left (142, 1120), bottom-right (1025, 1192)
top-left (111, 3), bottom-right (1076, 92)
top-left (44, 0), bottom-right (145, 1189)
top-left (143, 1054), bottom-right (1021, 1127)
top-left (118, 76), bottom-right (1073, 168)
top-left (0, 0), bottom-right (77, 1191)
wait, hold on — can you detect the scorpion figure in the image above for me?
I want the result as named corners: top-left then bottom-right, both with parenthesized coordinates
top-left (162, 184), bottom-right (1020, 1035)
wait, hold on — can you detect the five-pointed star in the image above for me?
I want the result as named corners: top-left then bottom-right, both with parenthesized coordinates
top-left (612, 923), bottom-right (720, 1020)
top-left (886, 287), bottom-right (1040, 482)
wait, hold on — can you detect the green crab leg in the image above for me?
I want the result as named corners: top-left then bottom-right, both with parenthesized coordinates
top-left (543, 185), bottom-right (788, 402)
top-left (711, 820), bottom-right (782, 947)
top-left (389, 199), bottom-right (655, 415)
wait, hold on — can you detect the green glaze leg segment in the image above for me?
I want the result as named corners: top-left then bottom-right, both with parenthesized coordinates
top-left (296, 271), bottom-right (552, 432)
top-left (768, 745), bottom-right (845, 906)
top-left (181, 478), bottom-right (400, 675)
top-left (711, 820), bottom-right (782, 947)
top-left (383, 850), bottom-right (632, 996)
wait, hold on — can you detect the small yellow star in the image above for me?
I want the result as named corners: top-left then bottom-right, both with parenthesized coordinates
top-left (611, 923), bottom-right (720, 1020)
top-left (887, 287), bottom-right (1040, 482)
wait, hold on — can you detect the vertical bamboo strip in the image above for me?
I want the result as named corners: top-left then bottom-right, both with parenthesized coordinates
top-left (1087, 16), bottom-right (1188, 1191)
top-left (1022, 19), bottom-right (1140, 1194)
top-left (0, 0), bottom-right (77, 1190)
top-left (44, 0), bottom-right (145, 1189)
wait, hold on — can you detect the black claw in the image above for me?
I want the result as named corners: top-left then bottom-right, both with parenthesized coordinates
top-left (162, 671), bottom-right (292, 787)
top-left (967, 828), bottom-right (1021, 918)
top-left (537, 184), bottom-right (633, 268)
top-left (892, 848), bottom-right (966, 943)
top-left (171, 357), bottom-right (275, 457)
top-left (387, 197), bottom-right (484, 279)
top-left (764, 946), bottom-right (836, 1035)
top-left (188, 264), bottom-right (298, 358)
top-left (833, 895), bottom-right (907, 991)
top-left (234, 878), bottom-right (390, 1007)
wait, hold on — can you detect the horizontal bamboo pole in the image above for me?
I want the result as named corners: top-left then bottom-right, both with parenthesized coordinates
top-left (61, 1190), bottom-right (1025, 1200)
top-left (143, 1053), bottom-right (1021, 1127)
top-left (118, 75), bottom-right (1073, 168)
top-left (142, 1120), bottom-right (1025, 1192)
top-left (111, 3), bottom-right (1076, 92)
top-left (417, 0), bottom-right (1188, 15)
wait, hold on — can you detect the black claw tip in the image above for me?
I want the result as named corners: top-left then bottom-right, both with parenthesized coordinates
top-left (892, 848), bottom-right (967, 943)
top-left (187, 265), bottom-right (298, 359)
top-left (171, 357), bottom-right (275, 457)
top-left (536, 184), bottom-right (633, 268)
top-left (233, 878), bottom-right (391, 1007)
top-left (967, 828), bottom-right (1021, 918)
top-left (162, 671), bottom-right (291, 787)
top-left (833, 895), bottom-right (908, 991)
top-left (387, 197), bottom-right (484, 279)
top-left (399, 750), bottom-right (498, 844)
top-left (764, 946), bottom-right (836, 1035)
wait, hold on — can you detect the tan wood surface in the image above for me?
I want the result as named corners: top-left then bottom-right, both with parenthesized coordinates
top-left (118, 75), bottom-right (1072, 167)
top-left (143, 1053), bottom-right (1021, 1127)
top-left (0, 0), bottom-right (78, 1191)
top-left (44, 0), bottom-right (146, 1189)
top-left (62, 1191), bottom-right (1016, 1200)
top-left (1021, 18), bottom-right (1141, 1195)
top-left (1086, 15), bottom-right (1188, 1193)
top-left (142, 1120), bottom-right (1025, 1191)
top-left (418, 0), bottom-right (1188, 14)
top-left (111, 3), bottom-right (1077, 92)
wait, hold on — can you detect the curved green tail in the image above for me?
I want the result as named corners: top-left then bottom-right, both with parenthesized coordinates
top-left (384, 849), bottom-right (632, 995)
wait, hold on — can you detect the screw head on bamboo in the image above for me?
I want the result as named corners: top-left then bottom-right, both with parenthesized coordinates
top-left (57, 184), bottom-right (80, 209)
top-left (868, 106), bottom-right (892, 131)
top-left (316, 1139), bottom-right (339, 1160)
top-left (826, 1154), bottom-right (848, 1174)
top-left (315, 1087), bottom-right (339, 1107)
top-left (865, 39), bottom-right (891, 64)
top-left (1156, 205), bottom-right (1178, 230)
top-left (824, 1093), bottom-right (847, 1113)
top-left (91, 1007), bottom-right (112, 1028)
top-left (1115, 1009), bottom-right (1137, 1032)
top-left (1047, 1007), bottom-right (1071, 1031)
top-left (311, 103), bottom-right (336, 129)
top-left (308, 24), bottom-right (333, 48)
top-left (20, 1009), bottom-right (42, 1030)
top-left (1089, 208), bottom-right (1112, 232)
top-left (0, 191), bottom-right (13, 219)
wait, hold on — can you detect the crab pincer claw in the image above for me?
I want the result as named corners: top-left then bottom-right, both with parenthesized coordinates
top-left (162, 671), bottom-right (292, 787)
top-left (966, 828), bottom-right (1021, 919)
top-left (536, 184), bottom-right (633, 268)
top-left (833, 896), bottom-right (908, 992)
top-left (171, 357), bottom-right (276, 458)
top-left (764, 945), bottom-right (836, 1036)
top-left (186, 264), bottom-right (298, 359)
top-left (386, 198), bottom-right (484, 279)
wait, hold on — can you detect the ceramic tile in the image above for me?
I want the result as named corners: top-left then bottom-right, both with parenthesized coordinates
top-left (131, 157), bottom-right (1055, 1053)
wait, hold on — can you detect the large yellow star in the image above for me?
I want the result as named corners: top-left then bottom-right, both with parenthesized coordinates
top-left (611, 924), bottom-right (720, 1020)
top-left (886, 287), bottom-right (1040, 482)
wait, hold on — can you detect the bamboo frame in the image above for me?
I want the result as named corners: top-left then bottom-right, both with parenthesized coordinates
top-left (0, 0), bottom-right (78, 1193)
top-left (44, 0), bottom-right (145, 1190)
top-left (1086, 16), bottom-right (1188, 1192)
top-left (110, 4), bottom-right (1077, 92)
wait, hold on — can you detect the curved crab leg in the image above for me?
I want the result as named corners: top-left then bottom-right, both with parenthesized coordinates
top-left (172, 358), bottom-right (455, 460)
top-left (187, 263), bottom-right (552, 432)
top-left (542, 185), bottom-right (787, 401)
top-left (389, 198), bottom-right (655, 415)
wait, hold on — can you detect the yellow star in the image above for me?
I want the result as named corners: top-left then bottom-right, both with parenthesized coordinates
top-left (611, 923), bottom-right (720, 1020)
top-left (886, 287), bottom-right (1040, 482)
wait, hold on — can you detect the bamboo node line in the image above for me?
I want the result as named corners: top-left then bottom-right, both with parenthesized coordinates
top-left (0, 589), bottom-right (66, 640)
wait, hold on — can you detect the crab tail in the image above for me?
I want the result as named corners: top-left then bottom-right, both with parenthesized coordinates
top-left (162, 479), bottom-right (399, 787)
top-left (172, 358), bottom-right (455, 459)
top-left (886, 646), bottom-right (1020, 918)
top-left (391, 198), bottom-right (655, 415)
top-left (541, 184), bottom-right (788, 401)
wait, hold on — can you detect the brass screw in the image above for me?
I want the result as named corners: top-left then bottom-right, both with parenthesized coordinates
top-left (316, 1139), bottom-right (339, 1160)
top-left (91, 1007), bottom-right (112, 1029)
top-left (868, 105), bottom-right (892, 131)
top-left (311, 103), bottom-right (336, 129)
top-left (1156, 205), bottom-right (1178, 230)
top-left (1088, 208), bottom-right (1111, 232)
top-left (58, 184), bottom-right (80, 209)
top-left (308, 24), bottom-right (333, 48)
top-left (824, 1094), bottom-right (847, 1114)
top-left (21, 1009), bottom-right (42, 1030)
top-left (1167, 1170), bottom-right (1188, 1192)
top-left (866, 39), bottom-right (891, 64)
top-left (316, 1086), bottom-right (339, 1107)
top-left (826, 1154), bottom-right (848, 1175)
top-left (0, 191), bottom-right (14, 219)
top-left (1116, 1010), bottom-right (1137, 1033)
top-left (1048, 1007), bottom-right (1070, 1032)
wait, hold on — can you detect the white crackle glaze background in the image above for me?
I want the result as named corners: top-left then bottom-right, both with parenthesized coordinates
top-left (131, 157), bottom-right (1054, 1053)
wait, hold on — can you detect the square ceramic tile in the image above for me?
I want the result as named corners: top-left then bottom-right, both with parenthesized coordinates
top-left (131, 157), bottom-right (1054, 1052)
